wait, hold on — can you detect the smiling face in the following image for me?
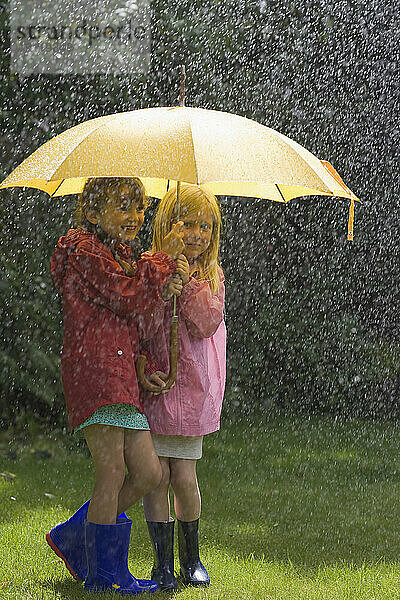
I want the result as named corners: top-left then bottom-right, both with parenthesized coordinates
top-left (181, 207), bottom-right (214, 262)
top-left (86, 182), bottom-right (146, 243)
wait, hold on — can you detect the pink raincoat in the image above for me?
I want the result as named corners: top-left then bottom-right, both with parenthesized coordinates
top-left (141, 270), bottom-right (226, 437)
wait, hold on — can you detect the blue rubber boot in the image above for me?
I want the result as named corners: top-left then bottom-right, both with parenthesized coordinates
top-left (178, 519), bottom-right (210, 587)
top-left (84, 518), bottom-right (159, 595)
top-left (46, 500), bottom-right (128, 582)
top-left (146, 520), bottom-right (177, 591)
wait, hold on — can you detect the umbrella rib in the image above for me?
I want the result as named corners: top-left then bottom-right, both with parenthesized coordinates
top-left (275, 184), bottom-right (286, 202)
top-left (49, 180), bottom-right (65, 196)
top-left (186, 112), bottom-right (200, 185)
top-left (49, 117), bottom-right (114, 180)
top-left (273, 130), bottom-right (340, 194)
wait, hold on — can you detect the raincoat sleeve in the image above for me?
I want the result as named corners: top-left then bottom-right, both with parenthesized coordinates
top-left (136, 297), bottom-right (167, 342)
top-left (136, 250), bottom-right (171, 341)
top-left (178, 272), bottom-right (225, 338)
top-left (67, 244), bottom-right (176, 318)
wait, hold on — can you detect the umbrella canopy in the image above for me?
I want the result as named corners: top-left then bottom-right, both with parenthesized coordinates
top-left (0, 106), bottom-right (358, 206)
top-left (0, 105), bottom-right (360, 392)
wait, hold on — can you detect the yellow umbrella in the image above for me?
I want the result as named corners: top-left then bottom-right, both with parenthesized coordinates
top-left (0, 105), bottom-right (359, 392)
top-left (0, 106), bottom-right (359, 239)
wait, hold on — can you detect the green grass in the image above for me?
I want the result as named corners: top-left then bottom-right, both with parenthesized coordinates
top-left (2, 415), bottom-right (400, 599)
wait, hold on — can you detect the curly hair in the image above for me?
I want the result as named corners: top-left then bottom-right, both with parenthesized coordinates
top-left (75, 177), bottom-right (147, 232)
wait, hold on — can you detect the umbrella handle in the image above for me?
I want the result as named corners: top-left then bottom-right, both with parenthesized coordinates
top-left (163, 316), bottom-right (179, 389)
top-left (135, 355), bottom-right (165, 393)
top-left (137, 179), bottom-right (181, 394)
top-left (136, 316), bottom-right (179, 393)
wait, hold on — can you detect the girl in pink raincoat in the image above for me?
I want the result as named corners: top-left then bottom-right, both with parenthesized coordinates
top-left (141, 183), bottom-right (226, 591)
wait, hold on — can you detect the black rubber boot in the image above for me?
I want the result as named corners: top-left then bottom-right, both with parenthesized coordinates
top-left (146, 520), bottom-right (177, 591)
top-left (177, 519), bottom-right (210, 587)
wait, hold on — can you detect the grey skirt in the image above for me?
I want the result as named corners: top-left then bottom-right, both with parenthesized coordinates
top-left (151, 434), bottom-right (203, 460)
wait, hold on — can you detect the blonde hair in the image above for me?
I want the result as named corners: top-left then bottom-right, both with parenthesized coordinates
top-left (152, 183), bottom-right (222, 294)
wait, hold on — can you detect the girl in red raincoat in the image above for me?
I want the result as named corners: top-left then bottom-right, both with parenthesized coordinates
top-left (140, 183), bottom-right (226, 591)
top-left (46, 177), bottom-right (187, 596)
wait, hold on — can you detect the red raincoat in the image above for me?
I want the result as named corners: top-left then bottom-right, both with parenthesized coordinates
top-left (50, 228), bottom-right (176, 430)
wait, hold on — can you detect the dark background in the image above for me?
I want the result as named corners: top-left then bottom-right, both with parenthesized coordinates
top-left (0, 0), bottom-right (398, 429)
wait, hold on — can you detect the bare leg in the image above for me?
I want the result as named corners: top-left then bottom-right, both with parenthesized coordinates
top-left (170, 459), bottom-right (201, 522)
top-left (117, 430), bottom-right (162, 514)
top-left (84, 424), bottom-right (126, 525)
top-left (143, 457), bottom-right (172, 521)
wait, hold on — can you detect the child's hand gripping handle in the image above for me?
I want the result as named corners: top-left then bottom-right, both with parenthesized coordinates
top-left (135, 356), bottom-right (164, 393)
top-left (136, 315), bottom-right (179, 393)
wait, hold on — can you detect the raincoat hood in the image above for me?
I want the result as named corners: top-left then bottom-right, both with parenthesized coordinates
top-left (51, 228), bottom-right (133, 295)
top-left (51, 229), bottom-right (95, 295)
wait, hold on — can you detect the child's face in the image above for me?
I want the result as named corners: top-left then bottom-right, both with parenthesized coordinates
top-left (180, 207), bottom-right (213, 261)
top-left (87, 183), bottom-right (146, 242)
